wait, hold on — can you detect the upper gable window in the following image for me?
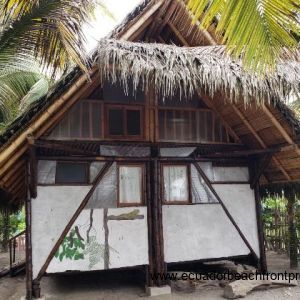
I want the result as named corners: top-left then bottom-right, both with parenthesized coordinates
top-left (105, 105), bottom-right (143, 139)
top-left (48, 100), bottom-right (102, 140)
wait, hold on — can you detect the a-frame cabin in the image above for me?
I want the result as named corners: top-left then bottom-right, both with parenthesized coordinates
top-left (1, 0), bottom-right (300, 298)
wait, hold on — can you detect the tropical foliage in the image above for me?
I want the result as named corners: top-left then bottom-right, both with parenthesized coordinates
top-left (187, 0), bottom-right (300, 73)
top-left (0, 209), bottom-right (25, 251)
top-left (0, 0), bottom-right (103, 131)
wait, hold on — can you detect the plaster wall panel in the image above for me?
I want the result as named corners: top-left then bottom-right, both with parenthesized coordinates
top-left (46, 207), bottom-right (148, 273)
top-left (108, 207), bottom-right (149, 268)
top-left (31, 186), bottom-right (91, 279)
top-left (213, 184), bottom-right (260, 257)
top-left (163, 204), bottom-right (249, 263)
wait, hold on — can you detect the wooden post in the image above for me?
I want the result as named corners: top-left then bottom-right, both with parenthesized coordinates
top-left (250, 156), bottom-right (268, 273)
top-left (285, 185), bottom-right (298, 269)
top-left (148, 146), bottom-right (166, 286)
top-left (146, 161), bottom-right (154, 286)
top-left (27, 136), bottom-right (37, 199)
top-left (254, 184), bottom-right (268, 273)
top-left (25, 164), bottom-right (33, 300)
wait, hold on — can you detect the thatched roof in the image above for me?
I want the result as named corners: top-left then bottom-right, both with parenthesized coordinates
top-left (97, 38), bottom-right (300, 105)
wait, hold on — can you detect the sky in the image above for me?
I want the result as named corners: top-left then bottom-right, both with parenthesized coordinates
top-left (83, 0), bottom-right (141, 52)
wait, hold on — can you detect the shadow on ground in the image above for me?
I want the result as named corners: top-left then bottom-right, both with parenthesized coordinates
top-left (1, 251), bottom-right (300, 299)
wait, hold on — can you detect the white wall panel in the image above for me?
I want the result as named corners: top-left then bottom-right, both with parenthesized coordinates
top-left (32, 186), bottom-right (91, 279)
top-left (213, 184), bottom-right (260, 257)
top-left (163, 204), bottom-right (250, 263)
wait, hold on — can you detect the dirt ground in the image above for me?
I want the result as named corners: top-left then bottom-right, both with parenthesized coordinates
top-left (1, 251), bottom-right (300, 300)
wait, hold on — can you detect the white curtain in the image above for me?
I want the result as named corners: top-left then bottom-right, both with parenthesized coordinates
top-left (163, 166), bottom-right (188, 202)
top-left (119, 166), bottom-right (142, 204)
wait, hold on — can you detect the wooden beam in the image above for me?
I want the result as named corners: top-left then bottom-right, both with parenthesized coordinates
top-left (146, 0), bottom-right (179, 39)
top-left (119, 0), bottom-right (164, 41)
top-left (167, 22), bottom-right (189, 46)
top-left (177, 0), bottom-right (217, 46)
top-left (250, 153), bottom-right (273, 189)
top-left (232, 105), bottom-right (291, 181)
top-left (193, 162), bottom-right (259, 261)
top-left (205, 147), bottom-right (279, 158)
top-left (263, 105), bottom-right (300, 156)
top-left (36, 161), bottom-right (113, 281)
top-left (35, 140), bottom-right (99, 156)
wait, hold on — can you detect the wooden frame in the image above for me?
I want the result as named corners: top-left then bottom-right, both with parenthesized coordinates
top-left (161, 163), bottom-right (192, 205)
top-left (55, 161), bottom-right (90, 185)
top-left (104, 104), bottom-right (145, 140)
top-left (117, 162), bottom-right (145, 207)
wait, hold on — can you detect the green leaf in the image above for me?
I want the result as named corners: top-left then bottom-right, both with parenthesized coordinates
top-left (187, 0), bottom-right (300, 73)
top-left (74, 253), bottom-right (84, 260)
top-left (59, 252), bottom-right (64, 262)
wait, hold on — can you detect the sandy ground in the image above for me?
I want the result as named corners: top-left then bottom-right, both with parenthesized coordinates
top-left (1, 251), bottom-right (300, 300)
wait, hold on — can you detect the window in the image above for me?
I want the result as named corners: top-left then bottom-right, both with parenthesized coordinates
top-left (118, 164), bottom-right (144, 206)
top-left (106, 105), bottom-right (143, 139)
top-left (158, 109), bottom-right (234, 143)
top-left (48, 100), bottom-right (103, 140)
top-left (56, 162), bottom-right (89, 184)
top-left (162, 164), bottom-right (190, 204)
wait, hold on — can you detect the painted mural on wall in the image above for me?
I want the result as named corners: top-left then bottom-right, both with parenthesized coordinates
top-left (47, 207), bottom-right (148, 273)
top-left (54, 210), bottom-right (109, 270)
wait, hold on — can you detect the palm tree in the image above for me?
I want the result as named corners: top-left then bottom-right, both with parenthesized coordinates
top-left (0, 0), bottom-right (107, 130)
top-left (186, 0), bottom-right (300, 73)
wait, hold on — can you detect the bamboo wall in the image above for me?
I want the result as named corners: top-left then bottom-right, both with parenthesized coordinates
top-left (263, 198), bottom-right (300, 257)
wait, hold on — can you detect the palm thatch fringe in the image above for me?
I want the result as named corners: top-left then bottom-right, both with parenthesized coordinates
top-left (96, 39), bottom-right (300, 105)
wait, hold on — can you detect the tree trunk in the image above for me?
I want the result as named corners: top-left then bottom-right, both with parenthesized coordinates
top-left (286, 187), bottom-right (298, 269)
top-left (1, 210), bottom-right (10, 252)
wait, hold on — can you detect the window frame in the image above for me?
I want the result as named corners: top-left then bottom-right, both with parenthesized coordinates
top-left (55, 161), bottom-right (90, 185)
top-left (161, 163), bottom-right (192, 205)
top-left (117, 163), bottom-right (145, 207)
top-left (104, 104), bottom-right (144, 140)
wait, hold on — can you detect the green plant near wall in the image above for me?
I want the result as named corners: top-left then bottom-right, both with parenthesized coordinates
top-left (55, 228), bottom-right (85, 261)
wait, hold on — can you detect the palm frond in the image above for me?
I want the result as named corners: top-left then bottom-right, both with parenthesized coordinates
top-left (186, 0), bottom-right (300, 73)
top-left (0, 68), bottom-right (50, 125)
top-left (0, 0), bottom-right (99, 77)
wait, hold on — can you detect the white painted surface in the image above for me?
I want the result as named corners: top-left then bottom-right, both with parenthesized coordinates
top-left (146, 285), bottom-right (171, 297)
top-left (213, 184), bottom-right (260, 257)
top-left (163, 204), bottom-right (250, 263)
top-left (108, 207), bottom-right (149, 268)
top-left (198, 163), bottom-right (249, 182)
top-left (46, 207), bottom-right (148, 273)
top-left (213, 167), bottom-right (249, 182)
top-left (31, 186), bottom-right (91, 279)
